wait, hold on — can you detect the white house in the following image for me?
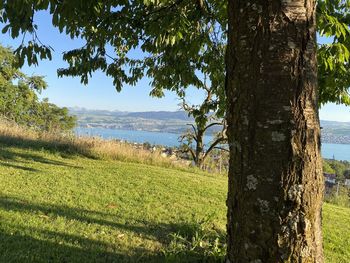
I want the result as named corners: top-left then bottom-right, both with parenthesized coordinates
top-left (344, 179), bottom-right (350, 187)
top-left (324, 173), bottom-right (336, 184)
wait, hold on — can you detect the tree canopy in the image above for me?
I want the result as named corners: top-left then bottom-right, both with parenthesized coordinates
top-left (0, 45), bottom-right (76, 131)
top-left (0, 0), bottom-right (349, 110)
top-left (317, 0), bottom-right (350, 105)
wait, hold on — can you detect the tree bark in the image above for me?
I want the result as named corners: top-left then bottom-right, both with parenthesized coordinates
top-left (226, 0), bottom-right (324, 262)
top-left (196, 129), bottom-right (204, 168)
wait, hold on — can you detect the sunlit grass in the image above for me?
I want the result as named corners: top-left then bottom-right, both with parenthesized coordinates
top-left (0, 144), bottom-right (226, 262)
top-left (0, 122), bottom-right (349, 262)
top-left (323, 203), bottom-right (350, 263)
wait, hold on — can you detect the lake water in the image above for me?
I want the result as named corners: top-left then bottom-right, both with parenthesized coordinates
top-left (321, 143), bottom-right (350, 161)
top-left (76, 127), bottom-right (350, 161)
top-left (75, 127), bottom-right (206, 147)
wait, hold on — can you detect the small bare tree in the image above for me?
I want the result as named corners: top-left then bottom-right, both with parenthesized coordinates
top-left (179, 86), bottom-right (227, 169)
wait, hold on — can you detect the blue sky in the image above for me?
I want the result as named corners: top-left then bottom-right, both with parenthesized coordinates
top-left (1, 11), bottom-right (206, 112)
top-left (1, 11), bottom-right (350, 121)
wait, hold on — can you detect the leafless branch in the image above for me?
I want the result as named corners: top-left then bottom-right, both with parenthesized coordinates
top-left (203, 121), bottom-right (223, 133)
top-left (188, 147), bottom-right (196, 161)
top-left (186, 123), bottom-right (198, 142)
top-left (203, 136), bottom-right (226, 161)
top-left (214, 146), bottom-right (229, 152)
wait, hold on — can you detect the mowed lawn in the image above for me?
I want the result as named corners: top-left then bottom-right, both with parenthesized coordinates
top-left (0, 143), bottom-right (349, 262)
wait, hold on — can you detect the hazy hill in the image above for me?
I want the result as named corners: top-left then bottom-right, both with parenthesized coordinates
top-left (69, 108), bottom-right (191, 120)
top-left (126, 111), bottom-right (191, 121)
top-left (69, 108), bottom-right (205, 134)
top-left (69, 108), bottom-right (350, 143)
top-left (321, 120), bottom-right (350, 144)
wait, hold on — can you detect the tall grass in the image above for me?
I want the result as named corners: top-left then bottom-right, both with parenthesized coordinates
top-left (0, 119), bottom-right (189, 169)
top-left (325, 186), bottom-right (350, 208)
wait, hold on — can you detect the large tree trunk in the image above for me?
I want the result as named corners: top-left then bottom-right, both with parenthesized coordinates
top-left (226, 0), bottom-right (324, 262)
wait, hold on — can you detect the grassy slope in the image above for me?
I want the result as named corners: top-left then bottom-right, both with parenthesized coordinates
top-left (0, 143), bottom-right (349, 262)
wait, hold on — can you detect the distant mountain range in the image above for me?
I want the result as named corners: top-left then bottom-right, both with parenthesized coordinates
top-left (69, 108), bottom-right (199, 134)
top-left (69, 108), bottom-right (350, 143)
top-left (69, 107), bottom-right (191, 120)
top-left (320, 120), bottom-right (350, 144)
top-left (126, 111), bottom-right (191, 121)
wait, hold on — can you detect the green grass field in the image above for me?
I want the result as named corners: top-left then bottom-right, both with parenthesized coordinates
top-left (0, 140), bottom-right (349, 262)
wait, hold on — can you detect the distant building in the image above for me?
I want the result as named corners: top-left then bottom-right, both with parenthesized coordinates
top-left (324, 173), bottom-right (336, 184)
top-left (344, 179), bottom-right (350, 188)
top-left (324, 173), bottom-right (337, 195)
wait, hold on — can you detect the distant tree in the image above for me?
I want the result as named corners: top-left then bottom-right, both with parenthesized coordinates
top-left (0, 45), bottom-right (76, 131)
top-left (323, 160), bottom-right (335, 174)
top-left (35, 98), bottom-right (76, 131)
top-left (344, 169), bottom-right (350, 179)
top-left (327, 159), bottom-right (350, 180)
top-left (179, 86), bottom-right (227, 169)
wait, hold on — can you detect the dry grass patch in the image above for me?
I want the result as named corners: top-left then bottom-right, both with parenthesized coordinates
top-left (0, 119), bottom-right (187, 169)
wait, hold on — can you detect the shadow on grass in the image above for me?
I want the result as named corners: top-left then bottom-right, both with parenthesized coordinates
top-left (0, 147), bottom-right (83, 169)
top-left (0, 134), bottom-right (93, 159)
top-left (0, 161), bottom-right (39, 172)
top-left (0, 195), bottom-right (226, 262)
top-left (0, 195), bottom-right (195, 242)
top-left (0, 230), bottom-right (158, 263)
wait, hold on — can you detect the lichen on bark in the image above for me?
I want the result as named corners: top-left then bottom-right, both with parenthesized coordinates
top-left (226, 0), bottom-right (324, 261)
